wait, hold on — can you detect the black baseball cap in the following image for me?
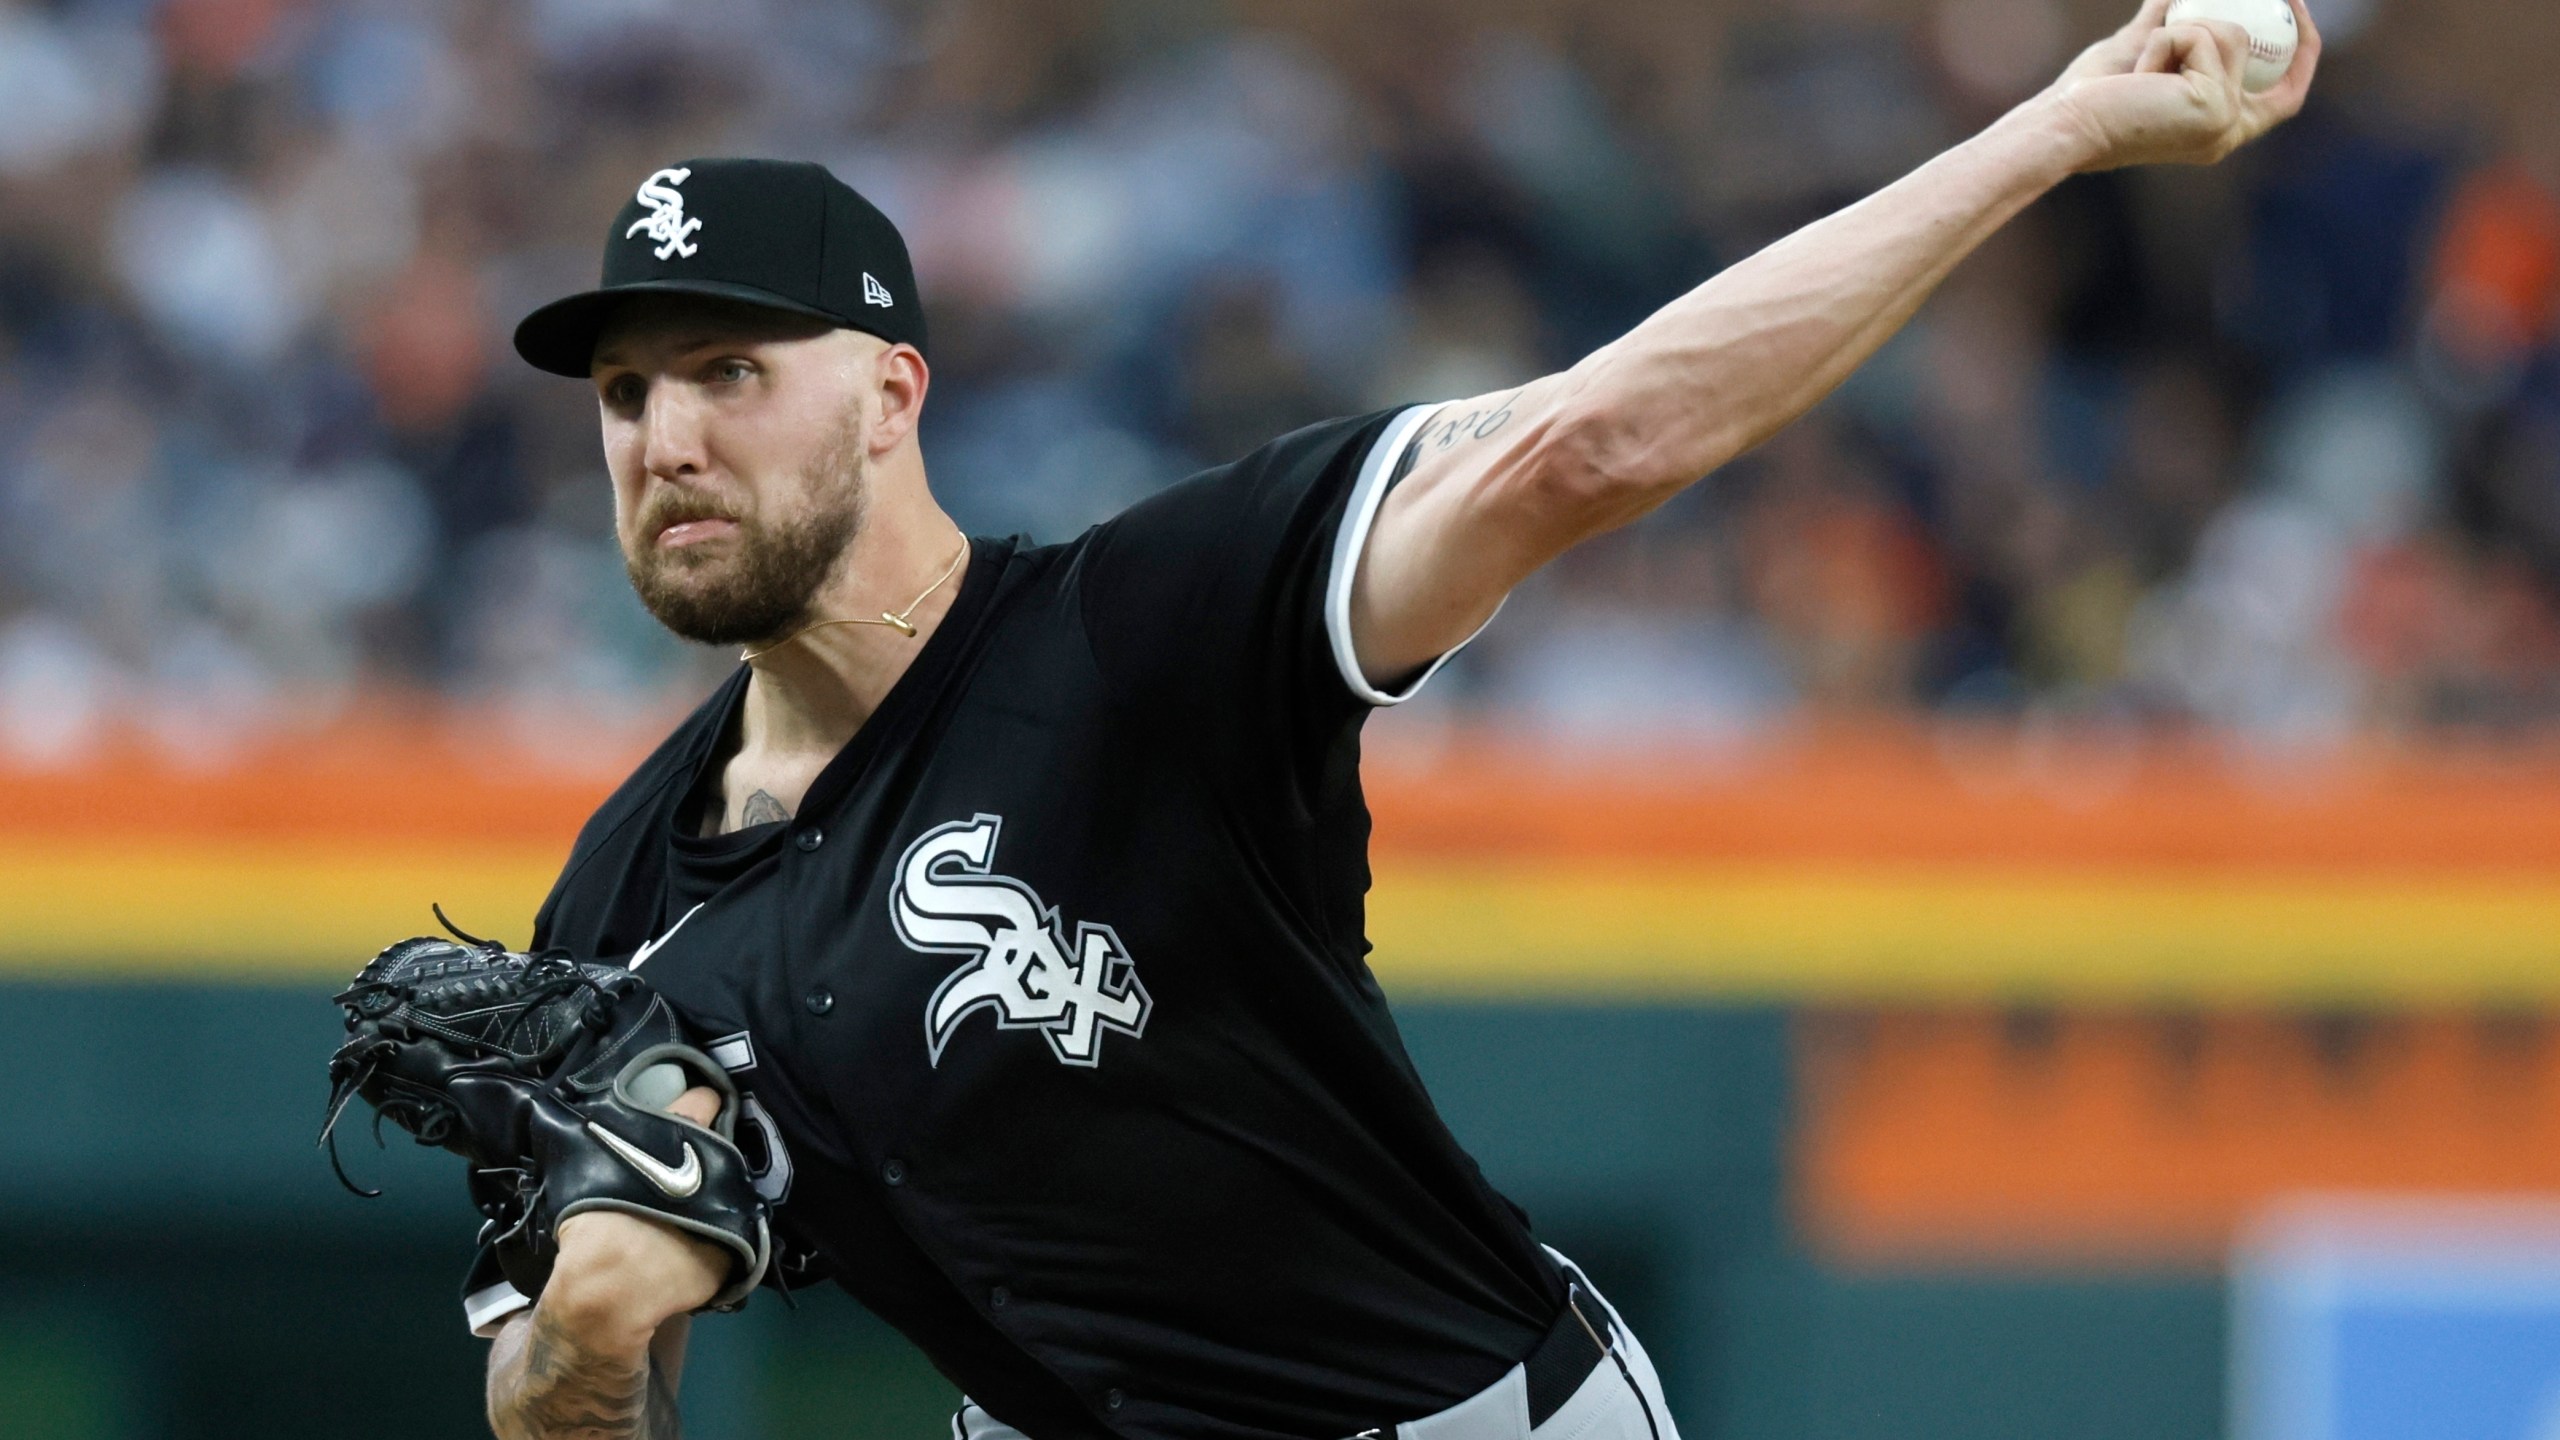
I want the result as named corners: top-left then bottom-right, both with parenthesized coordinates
top-left (512, 157), bottom-right (927, 378)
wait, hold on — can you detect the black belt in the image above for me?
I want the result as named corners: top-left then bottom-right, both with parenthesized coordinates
top-left (1522, 1281), bottom-right (1614, 1428)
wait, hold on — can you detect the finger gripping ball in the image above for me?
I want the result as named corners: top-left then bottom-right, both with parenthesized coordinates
top-left (2165, 0), bottom-right (2297, 92)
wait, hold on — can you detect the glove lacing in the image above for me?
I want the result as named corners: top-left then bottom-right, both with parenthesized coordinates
top-left (316, 907), bottom-right (611, 1197)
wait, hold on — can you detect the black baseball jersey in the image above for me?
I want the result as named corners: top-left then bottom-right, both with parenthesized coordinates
top-left (468, 404), bottom-right (1565, 1439)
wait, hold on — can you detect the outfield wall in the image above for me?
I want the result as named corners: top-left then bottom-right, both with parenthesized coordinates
top-left (4, 985), bottom-right (2239, 1440)
top-left (9, 721), bottom-right (2557, 1437)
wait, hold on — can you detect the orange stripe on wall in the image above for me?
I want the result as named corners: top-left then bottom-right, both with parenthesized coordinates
top-left (13, 720), bottom-right (2560, 872)
top-left (13, 720), bottom-right (2560, 993)
top-left (1797, 1012), bottom-right (2560, 1265)
top-left (0, 710), bottom-right (644, 846)
top-left (1362, 729), bottom-right (2560, 873)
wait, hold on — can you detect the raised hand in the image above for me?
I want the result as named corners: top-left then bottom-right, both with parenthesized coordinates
top-left (2045, 0), bottom-right (2321, 171)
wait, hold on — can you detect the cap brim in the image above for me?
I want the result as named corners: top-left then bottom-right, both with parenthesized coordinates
top-left (511, 280), bottom-right (849, 378)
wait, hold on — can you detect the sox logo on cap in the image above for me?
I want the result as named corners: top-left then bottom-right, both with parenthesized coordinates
top-left (625, 167), bottom-right (702, 260)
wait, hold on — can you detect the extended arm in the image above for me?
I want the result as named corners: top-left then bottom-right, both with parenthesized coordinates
top-left (1348, 0), bottom-right (2320, 685)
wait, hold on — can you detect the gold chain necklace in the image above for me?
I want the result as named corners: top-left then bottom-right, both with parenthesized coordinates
top-left (740, 536), bottom-right (969, 662)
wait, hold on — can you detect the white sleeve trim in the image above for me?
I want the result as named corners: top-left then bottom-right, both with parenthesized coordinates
top-left (1325, 404), bottom-right (1503, 707)
top-left (466, 1279), bottom-right (533, 1338)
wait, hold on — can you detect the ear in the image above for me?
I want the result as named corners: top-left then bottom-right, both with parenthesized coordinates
top-left (868, 344), bottom-right (930, 457)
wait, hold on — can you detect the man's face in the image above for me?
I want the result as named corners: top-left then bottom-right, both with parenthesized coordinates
top-left (591, 296), bottom-right (883, 647)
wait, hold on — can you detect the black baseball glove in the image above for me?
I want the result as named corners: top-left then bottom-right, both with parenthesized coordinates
top-left (320, 921), bottom-right (771, 1312)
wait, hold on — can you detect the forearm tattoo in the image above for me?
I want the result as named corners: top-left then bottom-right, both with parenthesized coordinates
top-left (490, 1308), bottom-right (678, 1440)
top-left (1422, 392), bottom-right (1517, 452)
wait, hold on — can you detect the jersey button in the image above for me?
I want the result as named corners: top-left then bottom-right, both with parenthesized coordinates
top-left (794, 827), bottom-right (824, 852)
top-left (1104, 1389), bottom-right (1126, 1413)
top-left (880, 1157), bottom-right (906, 1186)
top-left (804, 986), bottom-right (835, 1016)
top-left (989, 1285), bottom-right (1010, 1309)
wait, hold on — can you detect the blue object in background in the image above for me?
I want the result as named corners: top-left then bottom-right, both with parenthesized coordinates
top-left (2232, 1198), bottom-right (2560, 1440)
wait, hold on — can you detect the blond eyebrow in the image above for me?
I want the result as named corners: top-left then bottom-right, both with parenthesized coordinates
top-left (599, 333), bottom-right (747, 376)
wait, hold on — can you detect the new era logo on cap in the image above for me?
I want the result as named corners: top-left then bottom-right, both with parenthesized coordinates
top-left (512, 157), bottom-right (927, 376)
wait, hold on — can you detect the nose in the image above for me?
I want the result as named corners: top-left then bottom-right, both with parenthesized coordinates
top-left (637, 383), bottom-right (709, 481)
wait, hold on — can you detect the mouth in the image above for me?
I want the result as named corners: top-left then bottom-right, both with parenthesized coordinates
top-left (652, 516), bottom-right (739, 549)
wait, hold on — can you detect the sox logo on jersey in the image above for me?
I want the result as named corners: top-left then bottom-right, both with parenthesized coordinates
top-left (894, 814), bottom-right (1152, 1067)
top-left (625, 167), bottom-right (702, 259)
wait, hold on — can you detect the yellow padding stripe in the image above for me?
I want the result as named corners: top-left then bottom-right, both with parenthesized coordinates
top-left (6, 844), bottom-right (2559, 1003)
top-left (0, 842), bottom-right (558, 979)
top-left (1365, 862), bottom-right (2560, 1005)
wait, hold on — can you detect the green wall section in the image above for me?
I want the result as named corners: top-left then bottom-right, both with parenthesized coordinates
top-left (1712, 1262), bottom-right (2225, 1440)
top-left (0, 1306), bottom-right (137, 1440)
top-left (0, 983), bottom-right (2226, 1438)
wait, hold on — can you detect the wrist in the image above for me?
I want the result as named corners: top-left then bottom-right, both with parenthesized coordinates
top-left (538, 1245), bottom-right (674, 1360)
top-left (1998, 88), bottom-right (2110, 179)
top-left (536, 1282), bottom-right (661, 1363)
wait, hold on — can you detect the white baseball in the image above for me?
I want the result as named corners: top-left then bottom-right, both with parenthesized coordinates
top-left (2164, 0), bottom-right (2298, 92)
top-left (626, 1060), bottom-right (691, 1112)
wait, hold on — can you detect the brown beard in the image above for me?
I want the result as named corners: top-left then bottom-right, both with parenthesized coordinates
top-left (623, 413), bottom-right (866, 647)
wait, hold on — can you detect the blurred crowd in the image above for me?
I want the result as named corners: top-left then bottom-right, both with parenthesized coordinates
top-left (0, 0), bottom-right (2555, 763)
